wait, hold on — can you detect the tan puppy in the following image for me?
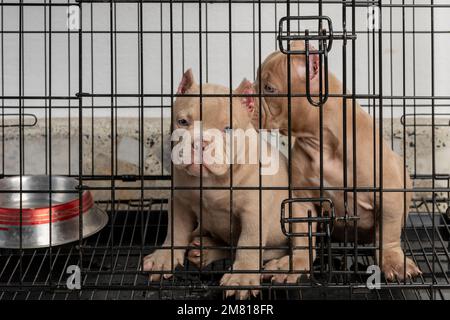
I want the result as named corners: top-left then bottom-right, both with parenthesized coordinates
top-left (143, 69), bottom-right (316, 299)
top-left (253, 41), bottom-right (421, 281)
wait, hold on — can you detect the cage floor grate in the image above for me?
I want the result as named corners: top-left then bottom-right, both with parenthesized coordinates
top-left (0, 198), bottom-right (449, 300)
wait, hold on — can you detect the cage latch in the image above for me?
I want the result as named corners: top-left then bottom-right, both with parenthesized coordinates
top-left (278, 16), bottom-right (342, 107)
top-left (0, 113), bottom-right (37, 128)
top-left (280, 197), bottom-right (335, 283)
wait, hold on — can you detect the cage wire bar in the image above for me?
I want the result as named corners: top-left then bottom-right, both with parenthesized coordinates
top-left (0, 0), bottom-right (448, 300)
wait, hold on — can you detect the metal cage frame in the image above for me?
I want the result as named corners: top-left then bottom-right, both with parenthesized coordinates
top-left (0, 0), bottom-right (449, 300)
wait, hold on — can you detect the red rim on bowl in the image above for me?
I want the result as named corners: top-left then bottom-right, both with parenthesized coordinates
top-left (0, 191), bottom-right (94, 226)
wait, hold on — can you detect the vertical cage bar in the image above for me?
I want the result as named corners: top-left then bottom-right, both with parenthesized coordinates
top-left (44, 0), bottom-right (48, 175)
top-left (168, 0), bottom-right (175, 297)
top-left (109, 0), bottom-right (115, 276)
top-left (317, 0), bottom-right (325, 280)
top-left (159, 2), bottom-right (164, 177)
top-left (389, 0), bottom-right (393, 151)
top-left (0, 0), bottom-right (3, 176)
top-left (377, 0), bottom-right (384, 274)
top-left (351, 0), bottom-right (359, 282)
top-left (371, 3), bottom-right (377, 264)
top-left (90, 1), bottom-right (94, 176)
top-left (48, 0), bottom-right (54, 287)
top-left (257, 0), bottom-right (263, 279)
top-left (401, 0), bottom-right (407, 283)
top-left (198, 0), bottom-right (204, 274)
top-left (430, 0), bottom-right (436, 300)
top-left (138, 0), bottom-right (144, 281)
top-left (170, 0), bottom-right (175, 292)
top-left (285, 0), bottom-right (293, 275)
top-left (412, 0), bottom-right (417, 176)
top-left (78, 0), bottom-right (84, 291)
top-left (227, 0), bottom-right (234, 277)
top-left (341, 0), bottom-right (349, 282)
top-left (18, 0), bottom-right (24, 285)
top-left (67, 0), bottom-right (72, 176)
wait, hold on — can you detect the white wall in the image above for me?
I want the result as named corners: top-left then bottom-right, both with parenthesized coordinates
top-left (1, 0), bottom-right (449, 120)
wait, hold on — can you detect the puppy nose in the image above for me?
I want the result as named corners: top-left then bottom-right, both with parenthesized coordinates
top-left (192, 139), bottom-right (209, 151)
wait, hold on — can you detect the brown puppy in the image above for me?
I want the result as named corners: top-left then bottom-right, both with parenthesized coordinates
top-left (253, 41), bottom-right (421, 281)
top-left (143, 69), bottom-right (315, 299)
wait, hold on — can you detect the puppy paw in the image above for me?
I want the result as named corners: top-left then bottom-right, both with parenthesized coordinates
top-left (263, 255), bottom-right (309, 283)
top-left (143, 249), bottom-right (185, 282)
top-left (187, 236), bottom-right (228, 269)
top-left (220, 271), bottom-right (260, 300)
top-left (382, 248), bottom-right (422, 281)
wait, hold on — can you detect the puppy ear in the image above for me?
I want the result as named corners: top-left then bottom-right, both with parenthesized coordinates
top-left (292, 43), bottom-right (320, 80)
top-left (177, 69), bottom-right (195, 94)
top-left (304, 43), bottom-right (320, 80)
top-left (308, 46), bottom-right (320, 80)
top-left (235, 78), bottom-right (255, 114)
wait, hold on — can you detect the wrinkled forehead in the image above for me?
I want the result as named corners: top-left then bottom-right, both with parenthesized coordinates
top-left (197, 97), bottom-right (231, 124)
top-left (261, 50), bottom-right (306, 81)
top-left (174, 95), bottom-right (232, 127)
top-left (260, 52), bottom-right (286, 80)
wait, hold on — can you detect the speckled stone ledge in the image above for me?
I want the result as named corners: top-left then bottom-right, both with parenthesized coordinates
top-left (0, 117), bottom-right (449, 212)
top-left (0, 117), bottom-right (172, 201)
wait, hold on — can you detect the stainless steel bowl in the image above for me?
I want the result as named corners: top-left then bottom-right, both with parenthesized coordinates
top-left (0, 175), bottom-right (108, 249)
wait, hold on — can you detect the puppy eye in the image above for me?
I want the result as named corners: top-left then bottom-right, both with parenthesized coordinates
top-left (264, 84), bottom-right (276, 94)
top-left (177, 118), bottom-right (189, 127)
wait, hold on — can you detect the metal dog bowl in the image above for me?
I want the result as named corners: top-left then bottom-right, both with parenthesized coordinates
top-left (0, 176), bottom-right (108, 249)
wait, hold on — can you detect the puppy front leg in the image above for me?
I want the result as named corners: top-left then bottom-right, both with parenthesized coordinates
top-left (378, 192), bottom-right (421, 281)
top-left (220, 206), bottom-right (267, 300)
top-left (187, 234), bottom-right (230, 269)
top-left (143, 198), bottom-right (196, 281)
top-left (264, 201), bottom-right (316, 283)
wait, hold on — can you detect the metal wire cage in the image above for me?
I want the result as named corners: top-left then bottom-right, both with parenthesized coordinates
top-left (0, 0), bottom-right (450, 300)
